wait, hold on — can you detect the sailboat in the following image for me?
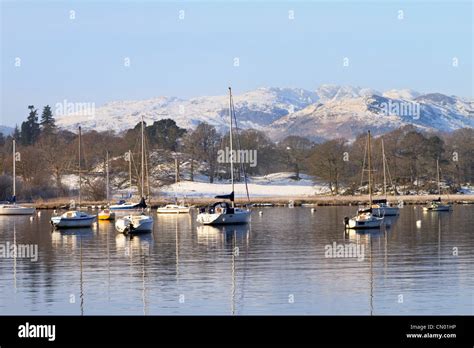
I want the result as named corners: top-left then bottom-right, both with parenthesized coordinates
top-left (344, 131), bottom-right (384, 230)
top-left (51, 127), bottom-right (96, 228)
top-left (196, 87), bottom-right (251, 225)
top-left (110, 150), bottom-right (146, 211)
top-left (372, 138), bottom-right (399, 217)
top-left (98, 151), bottom-right (116, 220)
top-left (115, 117), bottom-right (154, 233)
top-left (423, 159), bottom-right (452, 212)
top-left (0, 139), bottom-right (36, 215)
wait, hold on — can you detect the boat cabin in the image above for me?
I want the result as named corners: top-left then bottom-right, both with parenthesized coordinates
top-left (199, 201), bottom-right (234, 215)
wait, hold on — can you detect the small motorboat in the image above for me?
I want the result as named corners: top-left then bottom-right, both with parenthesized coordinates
top-left (98, 208), bottom-right (115, 220)
top-left (115, 214), bottom-right (153, 233)
top-left (157, 204), bottom-right (190, 214)
top-left (344, 207), bottom-right (384, 230)
top-left (51, 211), bottom-right (96, 228)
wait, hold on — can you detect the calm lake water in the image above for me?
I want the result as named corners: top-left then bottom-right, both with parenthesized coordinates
top-left (0, 206), bottom-right (472, 315)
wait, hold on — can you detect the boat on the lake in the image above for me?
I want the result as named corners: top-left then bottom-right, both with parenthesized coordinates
top-left (372, 199), bottom-right (399, 217)
top-left (196, 87), bottom-right (251, 225)
top-left (344, 207), bottom-right (383, 229)
top-left (98, 151), bottom-right (115, 220)
top-left (157, 204), bottom-right (191, 214)
top-left (109, 150), bottom-right (145, 211)
top-left (345, 131), bottom-right (383, 230)
top-left (0, 139), bottom-right (36, 215)
top-left (424, 198), bottom-right (452, 212)
top-left (115, 214), bottom-right (154, 233)
top-left (98, 208), bottom-right (115, 220)
top-left (115, 117), bottom-right (153, 233)
top-left (51, 210), bottom-right (96, 228)
top-left (371, 138), bottom-right (399, 217)
top-left (50, 127), bottom-right (95, 228)
top-left (423, 159), bottom-right (452, 212)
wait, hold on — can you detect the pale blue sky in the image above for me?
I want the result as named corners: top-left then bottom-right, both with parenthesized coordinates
top-left (1, 0), bottom-right (472, 126)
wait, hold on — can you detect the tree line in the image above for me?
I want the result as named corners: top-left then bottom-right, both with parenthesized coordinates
top-left (0, 105), bottom-right (472, 201)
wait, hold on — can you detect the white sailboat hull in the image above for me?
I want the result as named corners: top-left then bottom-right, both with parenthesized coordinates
top-left (115, 215), bottom-right (154, 233)
top-left (345, 210), bottom-right (384, 230)
top-left (51, 215), bottom-right (96, 228)
top-left (347, 218), bottom-right (383, 229)
top-left (197, 209), bottom-right (251, 225)
top-left (0, 205), bottom-right (35, 215)
top-left (157, 205), bottom-right (190, 214)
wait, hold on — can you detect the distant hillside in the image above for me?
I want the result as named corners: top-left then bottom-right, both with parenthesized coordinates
top-left (55, 85), bottom-right (474, 141)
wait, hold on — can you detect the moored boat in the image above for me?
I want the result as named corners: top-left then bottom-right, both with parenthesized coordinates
top-left (371, 199), bottom-right (399, 217)
top-left (98, 208), bottom-right (115, 220)
top-left (423, 198), bottom-right (452, 212)
top-left (0, 203), bottom-right (35, 215)
top-left (114, 117), bottom-right (153, 233)
top-left (196, 87), bottom-right (251, 226)
top-left (51, 210), bottom-right (96, 228)
top-left (0, 139), bottom-right (36, 216)
top-left (197, 200), bottom-right (250, 225)
top-left (115, 214), bottom-right (153, 233)
top-left (157, 204), bottom-right (191, 214)
top-left (423, 159), bottom-right (452, 212)
top-left (344, 207), bottom-right (384, 229)
top-left (345, 131), bottom-right (383, 230)
top-left (98, 151), bottom-right (116, 220)
top-left (371, 138), bottom-right (399, 217)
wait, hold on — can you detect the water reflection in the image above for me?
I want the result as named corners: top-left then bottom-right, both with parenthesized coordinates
top-left (196, 224), bottom-right (250, 246)
top-left (0, 207), bottom-right (472, 315)
top-left (196, 224), bottom-right (250, 315)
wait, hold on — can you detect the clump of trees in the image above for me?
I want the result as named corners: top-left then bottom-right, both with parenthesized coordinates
top-left (0, 105), bottom-right (473, 201)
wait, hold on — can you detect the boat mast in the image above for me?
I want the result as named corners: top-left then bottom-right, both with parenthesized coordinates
top-left (228, 87), bottom-right (235, 208)
top-left (78, 126), bottom-right (82, 208)
top-left (367, 130), bottom-right (372, 205)
top-left (382, 138), bottom-right (387, 198)
top-left (106, 151), bottom-right (110, 203)
top-left (128, 150), bottom-right (132, 196)
top-left (141, 117), bottom-right (145, 198)
top-left (436, 158), bottom-right (440, 196)
top-left (12, 139), bottom-right (16, 199)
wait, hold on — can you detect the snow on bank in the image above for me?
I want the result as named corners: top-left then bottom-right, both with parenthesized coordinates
top-left (160, 172), bottom-right (331, 198)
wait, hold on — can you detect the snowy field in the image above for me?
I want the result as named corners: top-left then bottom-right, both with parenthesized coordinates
top-left (160, 173), bottom-right (331, 198)
top-left (60, 172), bottom-right (474, 200)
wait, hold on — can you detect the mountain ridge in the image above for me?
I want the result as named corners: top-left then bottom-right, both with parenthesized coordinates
top-left (54, 85), bottom-right (474, 141)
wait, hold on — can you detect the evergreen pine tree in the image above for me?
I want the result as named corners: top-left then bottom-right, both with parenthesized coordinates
top-left (20, 105), bottom-right (40, 145)
top-left (13, 124), bottom-right (21, 141)
top-left (40, 105), bottom-right (56, 135)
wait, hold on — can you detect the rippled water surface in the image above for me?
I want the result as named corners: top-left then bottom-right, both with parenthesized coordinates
top-left (0, 206), bottom-right (472, 315)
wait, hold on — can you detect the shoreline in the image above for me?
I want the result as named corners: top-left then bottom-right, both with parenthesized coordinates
top-left (26, 194), bottom-right (474, 209)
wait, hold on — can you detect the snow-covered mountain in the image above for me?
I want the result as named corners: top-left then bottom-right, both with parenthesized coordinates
top-left (55, 85), bottom-right (473, 140)
top-left (269, 90), bottom-right (474, 140)
top-left (55, 87), bottom-right (318, 133)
